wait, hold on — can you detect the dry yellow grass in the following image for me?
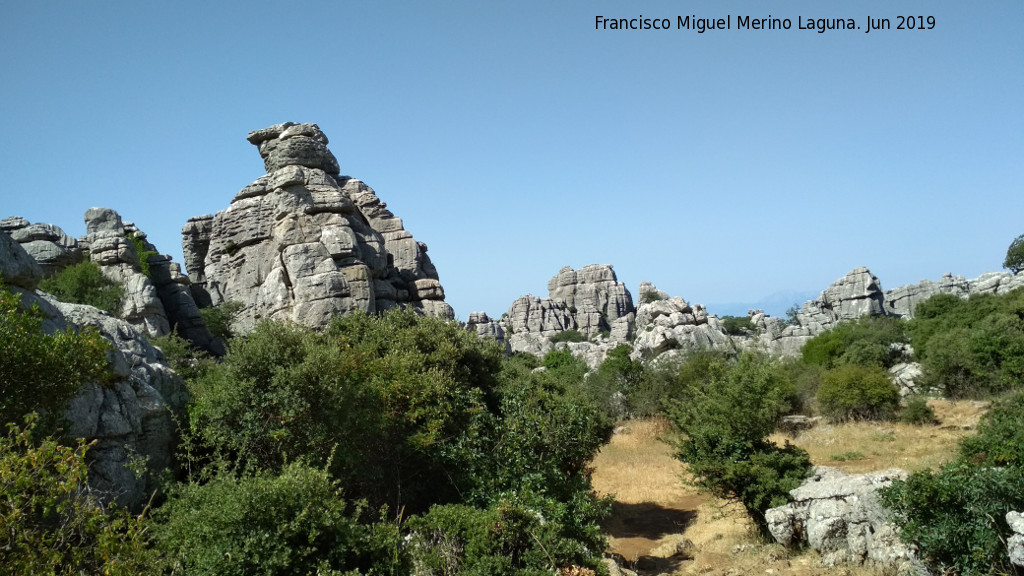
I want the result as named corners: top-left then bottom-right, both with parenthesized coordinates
top-left (589, 400), bottom-right (987, 576)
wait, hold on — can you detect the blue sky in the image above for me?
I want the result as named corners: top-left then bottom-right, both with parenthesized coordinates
top-left (2, 1), bottom-right (1022, 319)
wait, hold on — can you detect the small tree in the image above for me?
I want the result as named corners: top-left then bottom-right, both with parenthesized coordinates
top-left (1004, 233), bottom-right (1024, 274)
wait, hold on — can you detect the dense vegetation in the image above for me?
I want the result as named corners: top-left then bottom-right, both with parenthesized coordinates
top-left (38, 260), bottom-right (124, 314)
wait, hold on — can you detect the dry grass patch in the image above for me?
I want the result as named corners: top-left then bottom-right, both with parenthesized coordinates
top-left (589, 402), bottom-right (987, 575)
top-left (772, 399), bottom-right (988, 474)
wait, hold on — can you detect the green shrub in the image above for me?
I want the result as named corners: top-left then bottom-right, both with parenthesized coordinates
top-left (126, 232), bottom-right (158, 278)
top-left (185, 311), bottom-right (503, 513)
top-left (154, 462), bottom-right (407, 576)
top-left (720, 315), bottom-right (755, 336)
top-left (816, 364), bottom-right (899, 422)
top-left (959, 389), bottom-right (1024, 467)
top-left (37, 260), bottom-right (124, 315)
top-left (149, 333), bottom-right (215, 382)
top-left (882, 461), bottom-right (1024, 576)
top-left (0, 414), bottom-right (155, 575)
top-left (549, 329), bottom-right (586, 344)
top-left (407, 489), bottom-right (609, 576)
top-left (666, 352), bottom-right (810, 533)
top-left (0, 285), bottom-right (111, 425)
top-left (909, 290), bottom-right (1024, 398)
top-left (1004, 233), bottom-right (1024, 274)
top-left (199, 301), bottom-right (243, 341)
top-left (801, 316), bottom-right (908, 370)
top-left (881, 388), bottom-right (1024, 575)
top-left (640, 291), bottom-right (664, 304)
top-left (899, 396), bottom-right (937, 425)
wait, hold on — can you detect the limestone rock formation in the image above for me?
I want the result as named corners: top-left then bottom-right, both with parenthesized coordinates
top-left (765, 466), bottom-right (918, 570)
top-left (0, 217), bottom-right (83, 276)
top-left (885, 271), bottom-right (1024, 318)
top-left (1008, 511), bottom-right (1024, 568)
top-left (84, 207), bottom-right (171, 337)
top-left (0, 228), bottom-right (42, 290)
top-left (183, 122), bottom-right (453, 333)
top-left (795, 267), bottom-right (887, 333)
top-left (465, 312), bottom-right (507, 351)
top-left (496, 265), bottom-right (635, 356)
top-left (1, 236), bottom-right (186, 509)
top-left (632, 288), bottom-right (730, 359)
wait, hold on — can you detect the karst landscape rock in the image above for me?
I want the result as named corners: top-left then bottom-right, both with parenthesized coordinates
top-left (5, 121), bottom-right (1024, 573)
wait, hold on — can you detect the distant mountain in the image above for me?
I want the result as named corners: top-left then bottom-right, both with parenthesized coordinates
top-left (704, 290), bottom-right (819, 318)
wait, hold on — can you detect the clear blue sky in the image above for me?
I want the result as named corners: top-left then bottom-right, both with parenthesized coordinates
top-left (2, 1), bottom-right (1022, 319)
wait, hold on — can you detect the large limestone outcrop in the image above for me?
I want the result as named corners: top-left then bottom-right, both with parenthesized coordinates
top-left (765, 467), bottom-right (918, 571)
top-left (84, 207), bottom-right (171, 337)
top-left (1, 229), bottom-right (186, 509)
top-left (0, 226), bottom-right (43, 290)
top-left (632, 285), bottom-right (731, 359)
top-left (885, 271), bottom-right (1024, 318)
top-left (184, 122), bottom-right (453, 333)
top-left (796, 266), bottom-right (886, 333)
top-left (0, 216), bottom-right (84, 276)
top-left (499, 265), bottom-right (635, 357)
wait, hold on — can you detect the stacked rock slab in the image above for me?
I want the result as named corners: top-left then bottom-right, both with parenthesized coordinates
top-left (0, 217), bottom-right (84, 276)
top-left (884, 271), bottom-right (1024, 318)
top-left (631, 284), bottom-right (730, 359)
top-left (0, 230), bottom-right (186, 510)
top-left (183, 122), bottom-right (452, 333)
top-left (765, 466), bottom-right (919, 571)
top-left (84, 207), bottom-right (172, 337)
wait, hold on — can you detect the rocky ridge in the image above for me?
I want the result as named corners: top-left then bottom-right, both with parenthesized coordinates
top-left (1, 229), bottom-right (187, 509)
top-left (183, 122), bottom-right (453, 333)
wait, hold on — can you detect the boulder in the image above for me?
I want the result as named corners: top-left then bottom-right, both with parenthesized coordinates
top-left (765, 466), bottom-right (917, 570)
top-left (632, 290), bottom-right (731, 359)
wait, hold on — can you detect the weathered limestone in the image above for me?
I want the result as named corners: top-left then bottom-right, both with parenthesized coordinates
top-left (632, 288), bottom-right (730, 359)
top-left (184, 122), bottom-right (453, 333)
top-left (765, 466), bottom-right (918, 570)
top-left (84, 208), bottom-right (171, 337)
top-left (0, 228), bottom-right (43, 290)
top-left (885, 271), bottom-right (1024, 318)
top-left (796, 267), bottom-right (887, 334)
top-left (0, 243), bottom-right (186, 510)
top-left (0, 217), bottom-right (84, 276)
top-left (1008, 511), bottom-right (1024, 568)
top-left (547, 264), bottom-right (635, 336)
top-left (465, 312), bottom-right (508, 351)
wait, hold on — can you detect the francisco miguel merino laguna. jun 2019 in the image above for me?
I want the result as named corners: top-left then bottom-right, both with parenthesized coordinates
top-left (594, 14), bottom-right (937, 34)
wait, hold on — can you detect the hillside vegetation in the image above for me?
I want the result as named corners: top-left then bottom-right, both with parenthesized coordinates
top-left (4, 271), bottom-right (1024, 574)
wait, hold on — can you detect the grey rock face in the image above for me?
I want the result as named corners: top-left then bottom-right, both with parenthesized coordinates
top-left (547, 264), bottom-right (635, 336)
top-left (1008, 511), bottom-right (1024, 567)
top-left (8, 289), bottom-right (188, 510)
top-left (184, 123), bottom-right (453, 333)
top-left (0, 228), bottom-right (43, 290)
top-left (83, 208), bottom-right (171, 337)
top-left (632, 289), bottom-right (730, 359)
top-left (766, 466), bottom-right (917, 570)
top-left (465, 312), bottom-right (508, 351)
top-left (1, 217), bottom-right (84, 276)
top-left (796, 267), bottom-right (887, 334)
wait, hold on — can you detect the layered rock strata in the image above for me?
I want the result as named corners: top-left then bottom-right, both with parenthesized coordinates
top-left (0, 216), bottom-right (84, 276)
top-left (1, 230), bottom-right (186, 509)
top-left (183, 122), bottom-right (453, 333)
top-left (765, 466), bottom-right (918, 570)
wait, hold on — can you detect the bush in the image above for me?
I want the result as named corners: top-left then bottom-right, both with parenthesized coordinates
top-left (909, 290), bottom-right (1024, 398)
top-left (0, 285), bottom-right (111, 425)
top-left (666, 352), bottom-right (810, 533)
top-left (154, 462), bottom-right (407, 576)
top-left (549, 329), bottom-right (586, 344)
top-left (882, 462), bottom-right (1024, 576)
top-left (640, 291), bottom-right (664, 304)
top-left (1004, 233), bottom-right (1024, 274)
top-left (720, 315), bottom-right (755, 336)
top-left (407, 489), bottom-right (609, 576)
top-left (199, 300), bottom-right (243, 341)
top-left (0, 414), bottom-right (155, 575)
top-left (816, 364), bottom-right (899, 422)
top-left (959, 389), bottom-right (1024, 467)
top-left (801, 315), bottom-right (908, 370)
top-left (899, 396), bottom-right (937, 425)
top-left (37, 260), bottom-right (124, 314)
top-left (881, 388), bottom-right (1024, 575)
top-left (185, 311), bottom-right (503, 513)
top-left (126, 232), bottom-right (158, 278)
